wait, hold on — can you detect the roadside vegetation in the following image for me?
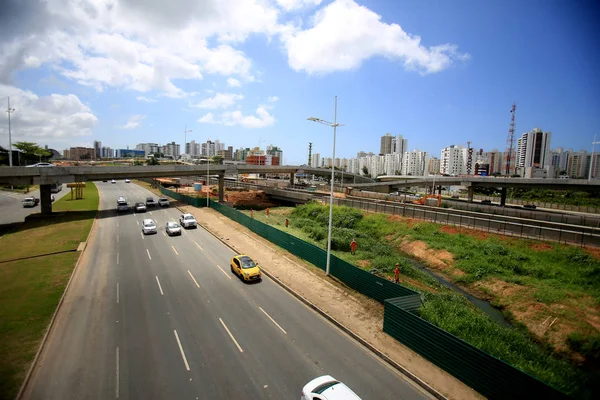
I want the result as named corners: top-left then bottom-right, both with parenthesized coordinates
top-left (0, 182), bottom-right (98, 400)
top-left (474, 187), bottom-right (600, 208)
top-left (243, 201), bottom-right (599, 398)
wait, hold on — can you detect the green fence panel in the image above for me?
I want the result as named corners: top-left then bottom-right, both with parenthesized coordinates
top-left (383, 300), bottom-right (568, 400)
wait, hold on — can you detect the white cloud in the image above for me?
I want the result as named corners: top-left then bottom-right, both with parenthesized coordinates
top-left (283, 0), bottom-right (469, 75)
top-left (120, 114), bottom-right (146, 129)
top-left (198, 106), bottom-right (274, 128)
top-left (198, 113), bottom-right (217, 124)
top-left (276, 0), bottom-right (322, 12)
top-left (0, 84), bottom-right (97, 143)
top-left (136, 96), bottom-right (157, 103)
top-left (227, 77), bottom-right (241, 87)
top-left (193, 93), bottom-right (243, 109)
top-left (268, 96), bottom-right (279, 102)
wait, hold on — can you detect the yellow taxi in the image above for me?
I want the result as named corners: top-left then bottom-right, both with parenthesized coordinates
top-left (230, 255), bottom-right (262, 282)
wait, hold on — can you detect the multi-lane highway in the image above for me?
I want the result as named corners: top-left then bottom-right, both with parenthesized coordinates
top-left (0, 185), bottom-right (68, 225)
top-left (22, 181), bottom-right (431, 399)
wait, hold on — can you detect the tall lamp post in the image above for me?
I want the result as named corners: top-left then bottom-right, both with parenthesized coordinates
top-left (6, 97), bottom-right (15, 167)
top-left (589, 135), bottom-right (600, 181)
top-left (307, 96), bottom-right (342, 276)
top-left (184, 124), bottom-right (193, 157)
top-left (206, 139), bottom-right (210, 208)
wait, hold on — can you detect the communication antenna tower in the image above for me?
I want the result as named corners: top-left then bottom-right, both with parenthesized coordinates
top-left (505, 103), bottom-right (516, 176)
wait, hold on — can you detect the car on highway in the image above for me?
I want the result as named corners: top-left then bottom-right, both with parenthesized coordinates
top-left (116, 196), bottom-right (130, 212)
top-left (230, 254), bottom-right (261, 282)
top-left (22, 197), bottom-right (39, 207)
top-left (134, 202), bottom-right (147, 212)
top-left (158, 197), bottom-right (170, 207)
top-left (125, 178), bottom-right (131, 183)
top-left (179, 213), bottom-right (197, 228)
top-left (25, 162), bottom-right (55, 167)
top-left (142, 219), bottom-right (157, 235)
top-left (146, 197), bottom-right (156, 207)
top-left (301, 375), bottom-right (361, 400)
top-left (111, 179), bottom-right (116, 184)
top-left (165, 221), bottom-right (182, 236)
top-left (481, 199), bottom-right (492, 205)
top-left (523, 204), bottom-right (537, 210)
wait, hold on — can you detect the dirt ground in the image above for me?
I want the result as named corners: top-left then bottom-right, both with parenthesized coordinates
top-left (179, 205), bottom-right (483, 400)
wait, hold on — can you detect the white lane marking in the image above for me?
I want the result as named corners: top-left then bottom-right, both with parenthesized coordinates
top-left (149, 211), bottom-right (153, 215)
top-left (156, 276), bottom-right (164, 295)
top-left (164, 210), bottom-right (168, 214)
top-left (194, 241), bottom-right (203, 251)
top-left (259, 306), bottom-right (287, 334)
top-left (219, 318), bottom-right (243, 353)
top-left (136, 220), bottom-right (139, 226)
top-left (140, 232), bottom-right (144, 240)
top-left (117, 222), bottom-right (119, 228)
top-left (216, 264), bottom-right (232, 280)
top-left (187, 270), bottom-right (200, 288)
top-left (116, 283), bottom-right (120, 304)
top-left (146, 249), bottom-right (152, 260)
top-left (163, 232), bottom-right (166, 237)
top-left (115, 347), bottom-right (120, 398)
top-left (173, 330), bottom-right (190, 371)
top-left (172, 246), bottom-right (179, 256)
top-left (116, 253), bottom-right (119, 265)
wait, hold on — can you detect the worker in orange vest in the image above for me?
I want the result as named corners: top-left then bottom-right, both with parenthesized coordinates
top-left (394, 263), bottom-right (401, 283)
top-left (350, 239), bottom-right (357, 255)
top-left (251, 209), bottom-right (254, 218)
top-left (266, 207), bottom-right (270, 217)
top-left (285, 218), bottom-right (289, 228)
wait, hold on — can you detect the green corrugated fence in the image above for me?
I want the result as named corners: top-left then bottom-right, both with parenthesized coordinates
top-left (163, 190), bottom-right (567, 399)
top-left (384, 299), bottom-right (567, 399)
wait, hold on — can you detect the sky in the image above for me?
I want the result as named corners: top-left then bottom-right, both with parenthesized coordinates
top-left (0, 0), bottom-right (599, 165)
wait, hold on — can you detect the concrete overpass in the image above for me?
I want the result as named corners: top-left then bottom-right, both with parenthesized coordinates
top-left (350, 176), bottom-right (600, 205)
top-left (0, 165), bottom-right (373, 214)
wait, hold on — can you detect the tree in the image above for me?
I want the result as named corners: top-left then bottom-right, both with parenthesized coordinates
top-left (362, 166), bottom-right (369, 176)
top-left (133, 158), bottom-right (144, 166)
top-left (211, 155), bottom-right (224, 165)
top-left (34, 147), bottom-right (52, 162)
top-left (147, 157), bottom-right (160, 166)
top-left (14, 142), bottom-right (39, 155)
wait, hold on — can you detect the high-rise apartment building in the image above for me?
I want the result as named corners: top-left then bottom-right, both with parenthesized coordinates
top-left (383, 153), bottom-right (402, 175)
top-left (311, 153), bottom-right (322, 168)
top-left (566, 151), bottom-right (587, 178)
top-left (516, 128), bottom-right (552, 175)
top-left (428, 157), bottom-right (441, 175)
top-left (136, 143), bottom-right (160, 156)
top-left (440, 145), bottom-right (465, 176)
top-left (402, 150), bottom-right (429, 176)
top-left (380, 133), bottom-right (393, 155)
top-left (101, 147), bottom-right (113, 158)
top-left (589, 153), bottom-right (600, 179)
top-left (162, 142), bottom-right (180, 158)
top-left (93, 140), bottom-right (102, 160)
top-left (266, 145), bottom-right (283, 165)
top-left (217, 146), bottom-right (234, 161)
top-left (392, 135), bottom-right (408, 155)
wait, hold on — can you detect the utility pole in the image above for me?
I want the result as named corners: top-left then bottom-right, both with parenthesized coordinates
top-left (6, 97), bottom-right (15, 167)
top-left (184, 124), bottom-right (193, 157)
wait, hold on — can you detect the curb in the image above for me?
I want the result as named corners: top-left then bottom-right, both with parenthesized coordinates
top-left (16, 188), bottom-right (100, 400)
top-left (182, 205), bottom-right (446, 400)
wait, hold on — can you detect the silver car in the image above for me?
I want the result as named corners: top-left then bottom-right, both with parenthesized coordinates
top-left (166, 222), bottom-right (182, 236)
top-left (142, 219), bottom-right (157, 235)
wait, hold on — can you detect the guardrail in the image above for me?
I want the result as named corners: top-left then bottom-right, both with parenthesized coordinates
top-left (159, 186), bottom-right (569, 399)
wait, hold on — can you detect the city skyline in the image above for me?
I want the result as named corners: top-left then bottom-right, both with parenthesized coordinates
top-left (0, 1), bottom-right (598, 164)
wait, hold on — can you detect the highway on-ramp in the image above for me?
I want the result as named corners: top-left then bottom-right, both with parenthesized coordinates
top-left (22, 181), bottom-right (432, 399)
top-left (0, 185), bottom-right (68, 225)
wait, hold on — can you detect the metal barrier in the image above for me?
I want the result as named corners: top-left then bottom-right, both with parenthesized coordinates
top-left (161, 187), bottom-right (569, 398)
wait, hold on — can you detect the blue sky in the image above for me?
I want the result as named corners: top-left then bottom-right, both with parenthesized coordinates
top-left (1, 0), bottom-right (598, 165)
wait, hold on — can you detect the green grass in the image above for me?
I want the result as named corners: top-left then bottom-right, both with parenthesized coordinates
top-left (255, 201), bottom-right (599, 398)
top-left (0, 182), bottom-right (98, 400)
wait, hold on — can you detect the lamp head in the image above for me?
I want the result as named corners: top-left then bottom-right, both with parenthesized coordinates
top-left (307, 117), bottom-right (320, 122)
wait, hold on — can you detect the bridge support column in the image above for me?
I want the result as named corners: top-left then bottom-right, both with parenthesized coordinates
top-left (467, 186), bottom-right (474, 202)
top-left (290, 173), bottom-right (294, 187)
top-left (218, 173), bottom-right (225, 202)
top-left (500, 187), bottom-right (507, 206)
top-left (40, 184), bottom-right (53, 215)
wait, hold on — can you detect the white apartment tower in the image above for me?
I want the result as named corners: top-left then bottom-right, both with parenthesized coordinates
top-left (402, 150), bottom-right (430, 176)
top-left (440, 145), bottom-right (465, 176)
top-left (516, 128), bottom-right (552, 173)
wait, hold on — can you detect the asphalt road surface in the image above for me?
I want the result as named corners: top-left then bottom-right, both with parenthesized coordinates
top-left (0, 185), bottom-right (69, 225)
top-left (23, 181), bottom-right (432, 400)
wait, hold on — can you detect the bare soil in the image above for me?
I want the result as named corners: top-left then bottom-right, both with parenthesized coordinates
top-left (179, 205), bottom-right (482, 400)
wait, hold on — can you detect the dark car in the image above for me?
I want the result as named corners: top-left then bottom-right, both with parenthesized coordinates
top-left (523, 204), bottom-right (537, 210)
top-left (145, 197), bottom-right (156, 207)
top-left (481, 199), bottom-right (492, 205)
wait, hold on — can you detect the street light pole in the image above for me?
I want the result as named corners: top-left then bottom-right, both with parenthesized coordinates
top-left (6, 97), bottom-right (15, 167)
top-left (307, 96), bottom-right (342, 276)
top-left (589, 135), bottom-right (600, 181)
top-left (184, 124), bottom-right (193, 157)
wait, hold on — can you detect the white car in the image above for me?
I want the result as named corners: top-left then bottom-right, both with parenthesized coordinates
top-left (158, 197), bottom-right (170, 207)
top-left (301, 376), bottom-right (362, 400)
top-left (142, 219), bottom-right (157, 235)
top-left (125, 178), bottom-right (131, 183)
top-left (179, 213), bottom-right (197, 229)
top-left (111, 179), bottom-right (116, 184)
top-left (166, 222), bottom-right (182, 236)
top-left (25, 162), bottom-right (55, 167)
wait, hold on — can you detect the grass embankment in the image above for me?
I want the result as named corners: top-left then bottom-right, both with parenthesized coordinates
top-left (244, 202), bottom-right (599, 398)
top-left (0, 184), bottom-right (39, 194)
top-left (0, 182), bottom-right (99, 400)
